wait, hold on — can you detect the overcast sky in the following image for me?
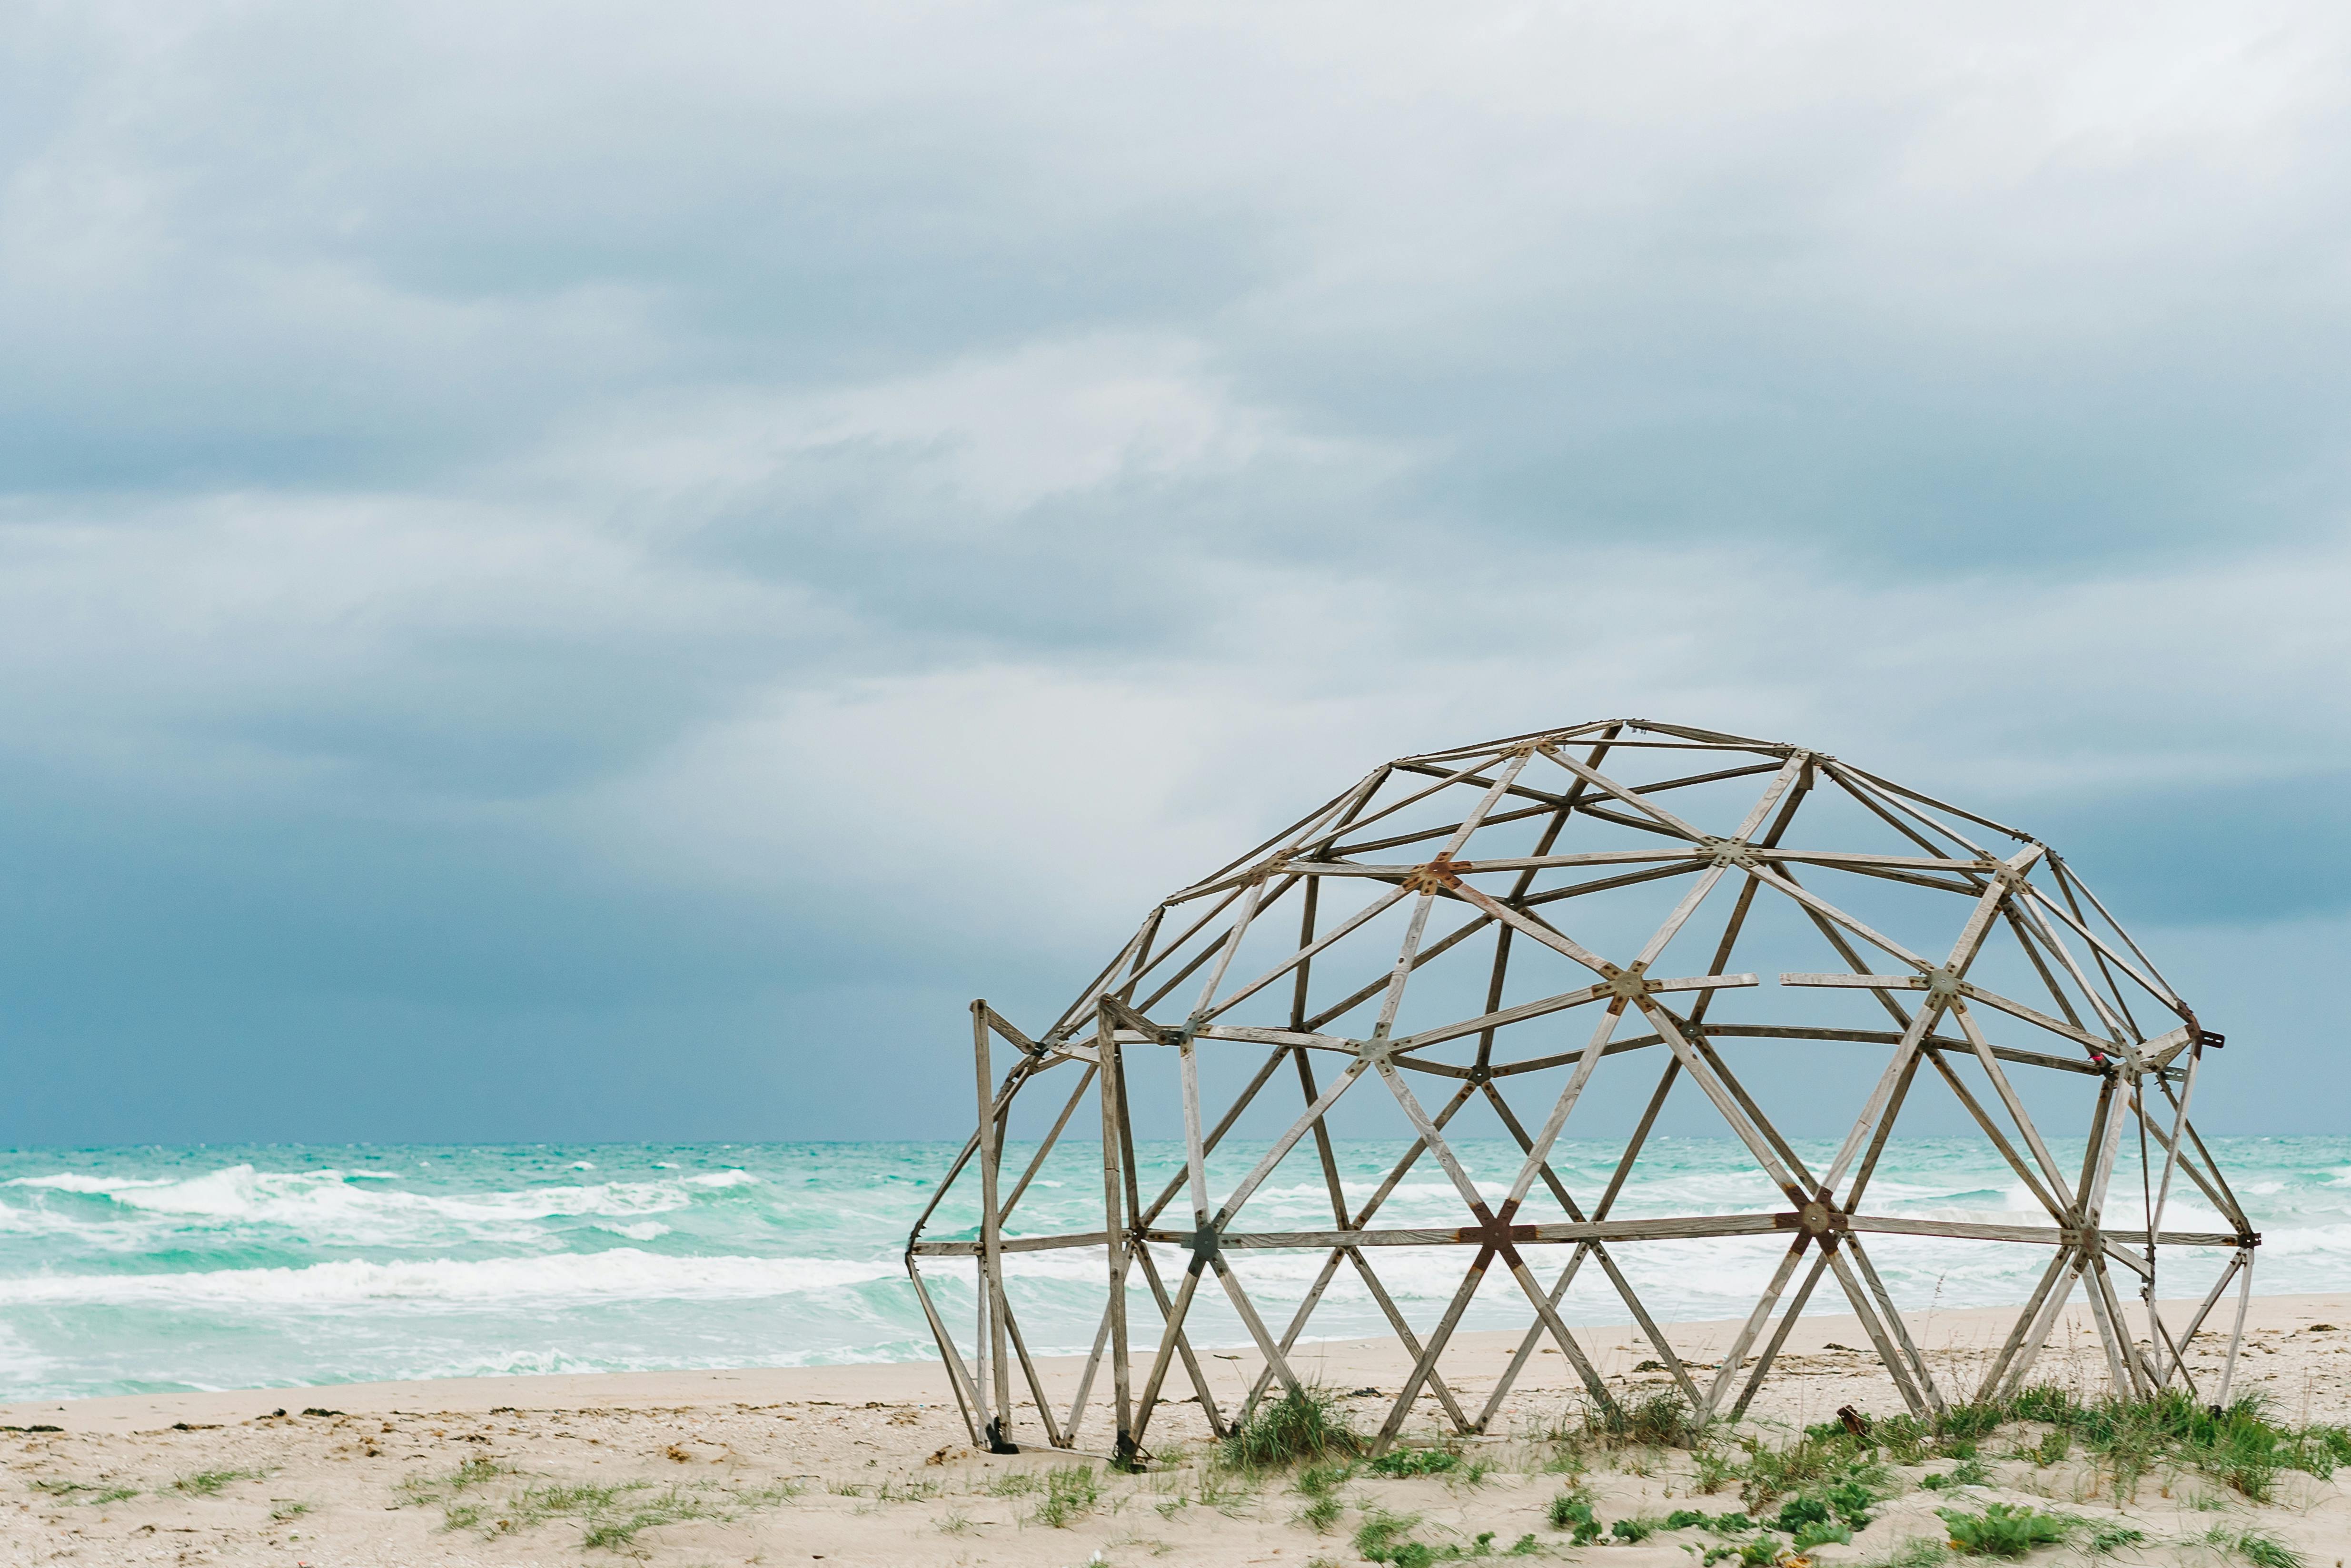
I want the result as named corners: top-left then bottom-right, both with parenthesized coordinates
top-left (1, 2), bottom-right (2345, 1144)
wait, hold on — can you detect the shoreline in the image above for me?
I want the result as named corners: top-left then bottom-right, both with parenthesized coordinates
top-left (3, 1292), bottom-right (2345, 1564)
top-left (8, 1290), bottom-right (2346, 1434)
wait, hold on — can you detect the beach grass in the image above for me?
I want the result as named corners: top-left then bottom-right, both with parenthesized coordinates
top-left (1218, 1384), bottom-right (1363, 1472)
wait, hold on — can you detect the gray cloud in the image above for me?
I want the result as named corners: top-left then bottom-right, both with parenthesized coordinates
top-left (0, 1), bottom-right (2345, 1142)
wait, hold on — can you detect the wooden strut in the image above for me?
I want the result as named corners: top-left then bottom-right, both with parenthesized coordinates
top-left (916, 722), bottom-right (2262, 1458)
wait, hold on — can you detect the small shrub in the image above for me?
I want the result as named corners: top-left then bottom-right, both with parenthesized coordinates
top-left (1737, 1430), bottom-right (1889, 1513)
top-left (1874, 1415), bottom-right (1934, 1466)
top-left (1221, 1385), bottom-right (1362, 1471)
top-left (1922, 1457), bottom-right (1991, 1490)
top-left (1936, 1403), bottom-right (2009, 1445)
top-left (1547, 1491), bottom-right (1602, 1544)
top-left (1936, 1502), bottom-right (2077, 1559)
top-left (1369, 1446), bottom-right (1462, 1479)
top-left (1356, 1507), bottom-right (1429, 1565)
top-left (1607, 1391), bottom-right (1704, 1448)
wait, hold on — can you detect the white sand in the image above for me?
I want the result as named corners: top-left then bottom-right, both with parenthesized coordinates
top-left (3, 1292), bottom-right (2347, 1566)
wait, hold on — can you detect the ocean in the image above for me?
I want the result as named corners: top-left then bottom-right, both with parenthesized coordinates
top-left (0, 1137), bottom-right (2343, 1403)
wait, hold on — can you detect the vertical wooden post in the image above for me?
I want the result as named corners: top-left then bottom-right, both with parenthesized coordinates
top-left (1097, 1005), bottom-right (1135, 1465)
top-left (2215, 1247), bottom-right (2255, 1408)
top-left (973, 1000), bottom-right (1014, 1452)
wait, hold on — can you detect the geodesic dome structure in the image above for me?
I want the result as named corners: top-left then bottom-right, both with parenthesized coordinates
top-left (907, 720), bottom-right (2257, 1460)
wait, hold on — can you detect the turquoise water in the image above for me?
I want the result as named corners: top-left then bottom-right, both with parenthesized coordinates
top-left (0, 1138), bottom-right (2344, 1401)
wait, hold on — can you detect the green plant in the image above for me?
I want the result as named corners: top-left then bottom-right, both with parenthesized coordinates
top-left (871, 1476), bottom-right (943, 1503)
top-left (1293, 1460), bottom-right (1349, 1534)
top-left (1776, 1495), bottom-right (1835, 1532)
top-left (1856, 1538), bottom-right (1951, 1568)
top-left (1195, 1467), bottom-right (1257, 1517)
top-left (1601, 1391), bottom-right (1705, 1448)
top-left (1349, 1512), bottom-right (1529, 1566)
top-left (1031, 1464), bottom-right (1101, 1528)
top-left (1220, 1385), bottom-right (1363, 1471)
top-left (1922, 1457), bottom-right (1991, 1490)
top-left (1736, 1429), bottom-right (1892, 1514)
top-left (1871, 1416), bottom-right (1934, 1466)
top-left (983, 1469), bottom-right (1042, 1497)
top-left (406, 1472), bottom-right (799, 1546)
top-left (30, 1479), bottom-right (140, 1505)
top-left (1547, 1490), bottom-right (1602, 1544)
top-left (1936, 1502), bottom-right (2077, 1558)
top-left (2083, 1522), bottom-right (2145, 1557)
top-left (1694, 1446), bottom-right (1738, 1493)
top-left (396, 1454), bottom-right (513, 1507)
top-left (1661, 1506), bottom-right (1759, 1534)
top-left (1936, 1403), bottom-right (2010, 1446)
top-left (1369, 1445), bottom-right (1463, 1478)
top-left (268, 1500), bottom-right (312, 1521)
top-left (1981, 1386), bottom-right (2346, 1504)
top-left (1296, 1461), bottom-right (1353, 1496)
top-left (1356, 1507), bottom-right (1429, 1566)
top-left (171, 1469), bottom-right (264, 1497)
top-left (1538, 1438), bottom-right (1589, 1478)
top-left (578, 1489), bottom-right (733, 1550)
top-left (2196, 1527), bottom-right (2306, 1568)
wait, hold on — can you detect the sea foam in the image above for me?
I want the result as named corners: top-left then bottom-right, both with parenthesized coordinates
top-left (0, 1137), bottom-right (2341, 1402)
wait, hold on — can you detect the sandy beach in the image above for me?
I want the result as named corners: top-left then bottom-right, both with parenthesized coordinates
top-left (2, 1292), bottom-right (2347, 1566)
